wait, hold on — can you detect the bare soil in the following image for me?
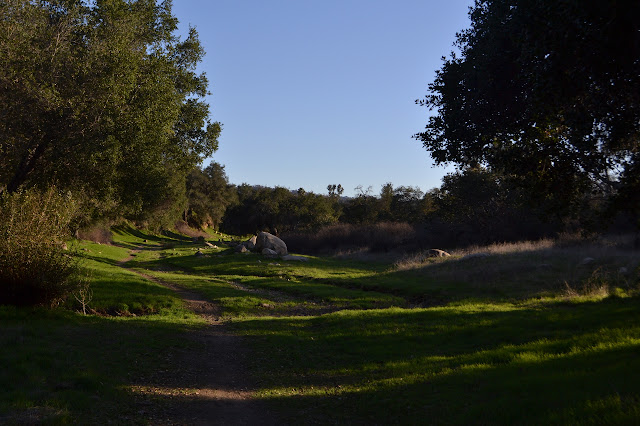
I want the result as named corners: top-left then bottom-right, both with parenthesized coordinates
top-left (119, 250), bottom-right (280, 425)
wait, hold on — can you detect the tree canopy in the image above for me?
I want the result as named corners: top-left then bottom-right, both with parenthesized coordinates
top-left (0, 0), bottom-right (220, 222)
top-left (415, 0), bottom-right (640, 218)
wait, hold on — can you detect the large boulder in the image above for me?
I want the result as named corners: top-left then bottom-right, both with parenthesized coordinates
top-left (255, 232), bottom-right (288, 255)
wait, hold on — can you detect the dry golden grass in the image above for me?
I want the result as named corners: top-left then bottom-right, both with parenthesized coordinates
top-left (394, 234), bottom-right (640, 301)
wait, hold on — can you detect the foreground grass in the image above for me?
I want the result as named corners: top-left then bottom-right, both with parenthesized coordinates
top-left (1, 227), bottom-right (639, 424)
top-left (1, 231), bottom-right (204, 424)
top-left (0, 306), bottom-right (204, 424)
top-left (146, 233), bottom-right (640, 423)
top-left (234, 299), bottom-right (640, 424)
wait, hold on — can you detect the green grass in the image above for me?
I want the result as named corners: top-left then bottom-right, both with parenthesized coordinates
top-left (231, 299), bottom-right (640, 424)
top-left (73, 241), bottom-right (187, 316)
top-left (1, 226), bottom-right (639, 424)
top-left (0, 305), bottom-right (204, 424)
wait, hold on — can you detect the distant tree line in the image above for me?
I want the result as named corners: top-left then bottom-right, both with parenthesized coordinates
top-left (2, 0), bottom-right (636, 247)
top-left (184, 162), bottom-right (572, 249)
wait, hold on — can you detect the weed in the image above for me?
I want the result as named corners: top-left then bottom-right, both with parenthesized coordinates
top-left (72, 271), bottom-right (93, 315)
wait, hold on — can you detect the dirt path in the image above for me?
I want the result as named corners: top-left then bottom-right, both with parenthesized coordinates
top-left (119, 249), bottom-right (279, 425)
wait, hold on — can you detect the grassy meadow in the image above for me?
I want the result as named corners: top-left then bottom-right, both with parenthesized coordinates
top-left (1, 227), bottom-right (639, 424)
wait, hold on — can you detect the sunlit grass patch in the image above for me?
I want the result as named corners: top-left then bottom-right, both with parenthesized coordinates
top-left (141, 269), bottom-right (324, 317)
top-left (389, 238), bottom-right (640, 305)
top-left (233, 296), bottom-right (640, 424)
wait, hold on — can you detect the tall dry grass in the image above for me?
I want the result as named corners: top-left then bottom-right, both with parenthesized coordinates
top-left (394, 235), bottom-right (639, 300)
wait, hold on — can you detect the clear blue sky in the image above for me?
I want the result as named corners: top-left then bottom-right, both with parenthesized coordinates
top-left (171, 0), bottom-right (473, 197)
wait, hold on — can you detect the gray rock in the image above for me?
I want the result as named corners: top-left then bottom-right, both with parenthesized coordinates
top-left (282, 254), bottom-right (309, 262)
top-left (245, 235), bottom-right (257, 250)
top-left (194, 250), bottom-right (205, 257)
top-left (429, 249), bottom-right (451, 257)
top-left (262, 248), bottom-right (278, 257)
top-left (580, 257), bottom-right (595, 266)
top-left (619, 267), bottom-right (629, 275)
top-left (256, 232), bottom-right (288, 255)
top-left (235, 244), bottom-right (248, 253)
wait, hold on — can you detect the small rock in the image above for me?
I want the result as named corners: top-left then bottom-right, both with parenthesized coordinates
top-left (429, 249), bottom-right (451, 257)
top-left (282, 254), bottom-right (309, 262)
top-left (619, 267), bottom-right (628, 275)
top-left (245, 235), bottom-right (257, 250)
top-left (205, 242), bottom-right (214, 248)
top-left (194, 250), bottom-right (204, 257)
top-left (262, 248), bottom-right (278, 257)
top-left (580, 257), bottom-right (595, 266)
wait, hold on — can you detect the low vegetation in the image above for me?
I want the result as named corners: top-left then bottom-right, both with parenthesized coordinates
top-left (1, 226), bottom-right (638, 424)
top-left (0, 188), bottom-right (80, 307)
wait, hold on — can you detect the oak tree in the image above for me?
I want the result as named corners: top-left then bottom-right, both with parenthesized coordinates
top-left (0, 0), bottom-right (220, 220)
top-left (415, 0), bottom-right (640, 218)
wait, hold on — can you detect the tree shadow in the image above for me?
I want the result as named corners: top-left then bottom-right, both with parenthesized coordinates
top-left (229, 295), bottom-right (640, 423)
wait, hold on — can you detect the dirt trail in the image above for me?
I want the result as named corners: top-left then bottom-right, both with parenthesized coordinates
top-left (118, 249), bottom-right (278, 425)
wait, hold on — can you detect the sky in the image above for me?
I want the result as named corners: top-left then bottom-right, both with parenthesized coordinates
top-left (171, 0), bottom-right (473, 197)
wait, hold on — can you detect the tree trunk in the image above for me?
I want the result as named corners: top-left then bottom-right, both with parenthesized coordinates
top-left (6, 140), bottom-right (48, 193)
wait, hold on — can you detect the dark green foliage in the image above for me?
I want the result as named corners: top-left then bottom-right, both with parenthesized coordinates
top-left (415, 0), bottom-right (640, 220)
top-left (185, 162), bottom-right (237, 230)
top-left (428, 168), bottom-right (558, 245)
top-left (222, 185), bottom-right (340, 235)
top-left (341, 184), bottom-right (429, 225)
top-left (0, 188), bottom-right (79, 307)
top-left (0, 0), bottom-right (220, 223)
top-left (284, 222), bottom-right (417, 254)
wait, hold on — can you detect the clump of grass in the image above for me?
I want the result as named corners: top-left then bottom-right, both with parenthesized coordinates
top-left (453, 238), bottom-right (556, 256)
top-left (0, 187), bottom-right (81, 307)
top-left (173, 220), bottom-right (210, 238)
top-left (563, 266), bottom-right (639, 300)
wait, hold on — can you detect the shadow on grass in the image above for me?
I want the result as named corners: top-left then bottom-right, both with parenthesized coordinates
top-left (229, 296), bottom-right (640, 424)
top-left (0, 307), bottom-right (204, 424)
top-left (3, 292), bottom-right (637, 424)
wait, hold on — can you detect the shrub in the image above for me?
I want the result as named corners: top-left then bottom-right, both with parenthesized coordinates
top-left (284, 222), bottom-right (416, 254)
top-left (77, 224), bottom-right (113, 244)
top-left (0, 187), bottom-right (80, 307)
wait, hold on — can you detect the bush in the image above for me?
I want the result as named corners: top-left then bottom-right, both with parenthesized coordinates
top-left (284, 222), bottom-right (416, 254)
top-left (0, 187), bottom-right (80, 307)
top-left (77, 224), bottom-right (113, 244)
